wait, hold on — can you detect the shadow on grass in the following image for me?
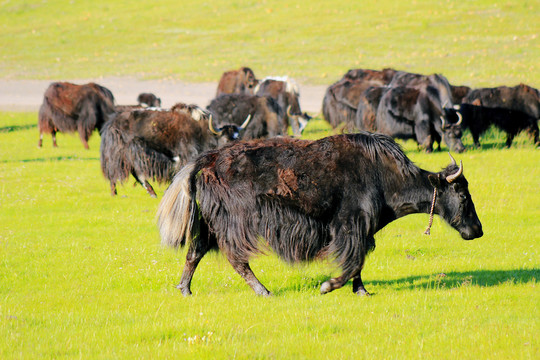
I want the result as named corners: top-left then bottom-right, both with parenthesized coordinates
top-left (273, 269), bottom-right (538, 296)
top-left (0, 155), bottom-right (99, 163)
top-left (0, 124), bottom-right (37, 133)
top-left (368, 268), bottom-right (538, 291)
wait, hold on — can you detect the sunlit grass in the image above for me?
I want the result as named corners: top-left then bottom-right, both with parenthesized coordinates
top-left (0, 112), bottom-right (538, 359)
top-left (0, 0), bottom-right (538, 87)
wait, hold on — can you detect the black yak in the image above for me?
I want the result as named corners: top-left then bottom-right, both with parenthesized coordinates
top-left (446, 102), bottom-right (539, 148)
top-left (100, 103), bottom-right (248, 197)
top-left (460, 84), bottom-right (540, 147)
top-left (376, 86), bottom-right (465, 153)
top-left (38, 82), bottom-right (116, 149)
top-left (207, 94), bottom-right (283, 140)
top-left (322, 68), bottom-right (397, 129)
top-left (158, 132), bottom-right (483, 296)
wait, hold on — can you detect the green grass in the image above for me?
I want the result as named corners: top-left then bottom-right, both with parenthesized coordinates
top-left (1, 1), bottom-right (539, 358)
top-left (0, 0), bottom-right (538, 86)
top-left (0, 112), bottom-right (538, 359)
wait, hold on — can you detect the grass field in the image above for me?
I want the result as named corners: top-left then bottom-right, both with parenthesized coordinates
top-left (0, 0), bottom-right (538, 87)
top-left (1, 0), bottom-right (539, 358)
top-left (0, 112), bottom-right (538, 359)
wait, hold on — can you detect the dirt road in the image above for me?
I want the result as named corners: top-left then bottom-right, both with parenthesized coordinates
top-left (0, 78), bottom-right (327, 114)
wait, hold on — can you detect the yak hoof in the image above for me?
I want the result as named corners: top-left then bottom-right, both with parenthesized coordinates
top-left (176, 284), bottom-right (192, 296)
top-left (320, 281), bottom-right (333, 295)
top-left (355, 289), bottom-right (371, 296)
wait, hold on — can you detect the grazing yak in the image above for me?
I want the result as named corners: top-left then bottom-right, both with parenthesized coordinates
top-left (216, 67), bottom-right (259, 97)
top-left (255, 76), bottom-right (311, 137)
top-left (355, 86), bottom-right (388, 132)
top-left (375, 86), bottom-right (465, 153)
top-left (459, 84), bottom-right (540, 147)
top-left (450, 85), bottom-right (471, 105)
top-left (158, 132), bottom-right (483, 296)
top-left (446, 102), bottom-right (539, 148)
top-left (322, 68), bottom-right (397, 129)
top-left (100, 103), bottom-right (247, 198)
top-left (207, 94), bottom-right (283, 140)
top-left (38, 82), bottom-right (116, 149)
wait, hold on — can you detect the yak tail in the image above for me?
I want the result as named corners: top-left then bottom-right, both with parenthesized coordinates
top-left (157, 162), bottom-right (198, 249)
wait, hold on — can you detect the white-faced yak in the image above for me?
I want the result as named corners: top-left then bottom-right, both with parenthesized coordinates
top-left (157, 131), bottom-right (483, 296)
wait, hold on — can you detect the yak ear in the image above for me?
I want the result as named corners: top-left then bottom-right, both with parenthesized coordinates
top-left (428, 174), bottom-right (441, 188)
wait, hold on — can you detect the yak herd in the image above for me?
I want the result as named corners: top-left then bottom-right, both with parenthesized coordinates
top-left (35, 66), bottom-right (538, 295)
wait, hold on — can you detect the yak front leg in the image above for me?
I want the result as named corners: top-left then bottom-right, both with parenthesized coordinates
top-left (227, 258), bottom-right (271, 296)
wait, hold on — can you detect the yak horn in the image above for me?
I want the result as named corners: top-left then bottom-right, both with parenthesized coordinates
top-left (287, 105), bottom-right (293, 117)
top-left (208, 115), bottom-right (222, 135)
top-left (456, 111), bottom-right (463, 126)
top-left (440, 116), bottom-right (446, 128)
top-left (240, 114), bottom-right (252, 129)
top-left (448, 152), bottom-right (457, 166)
top-left (446, 160), bottom-right (463, 183)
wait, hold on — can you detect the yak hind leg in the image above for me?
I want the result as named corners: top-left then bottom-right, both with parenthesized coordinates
top-left (110, 181), bottom-right (117, 196)
top-left (52, 131), bottom-right (58, 147)
top-left (320, 270), bottom-right (357, 295)
top-left (177, 243), bottom-right (210, 296)
top-left (78, 131), bottom-right (90, 149)
top-left (505, 132), bottom-right (515, 148)
top-left (131, 171), bottom-right (157, 198)
top-left (227, 258), bottom-right (271, 296)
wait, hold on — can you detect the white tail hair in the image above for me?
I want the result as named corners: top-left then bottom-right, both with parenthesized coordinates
top-left (157, 162), bottom-right (197, 248)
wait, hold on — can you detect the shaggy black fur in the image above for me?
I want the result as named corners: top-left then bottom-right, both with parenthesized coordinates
top-left (376, 86), bottom-right (465, 153)
top-left (446, 104), bottom-right (539, 147)
top-left (158, 132), bottom-right (483, 296)
top-left (322, 68), bottom-right (397, 129)
top-left (207, 94), bottom-right (283, 140)
top-left (100, 103), bottom-right (240, 197)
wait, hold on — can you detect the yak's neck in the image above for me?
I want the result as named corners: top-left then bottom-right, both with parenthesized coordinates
top-left (388, 169), bottom-right (436, 219)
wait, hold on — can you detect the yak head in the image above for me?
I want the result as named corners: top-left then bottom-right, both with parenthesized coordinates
top-left (440, 110), bottom-right (465, 153)
top-left (208, 113), bottom-right (253, 145)
top-left (240, 67), bottom-right (258, 94)
top-left (286, 105), bottom-right (312, 137)
top-left (428, 154), bottom-right (483, 240)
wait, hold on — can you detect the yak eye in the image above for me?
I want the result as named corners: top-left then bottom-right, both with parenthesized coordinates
top-left (459, 194), bottom-right (467, 201)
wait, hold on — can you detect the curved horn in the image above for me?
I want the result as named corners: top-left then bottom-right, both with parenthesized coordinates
top-left (455, 111), bottom-right (463, 126)
top-left (208, 115), bottom-right (223, 135)
top-left (446, 160), bottom-right (463, 183)
top-left (448, 152), bottom-right (457, 166)
top-left (240, 113), bottom-right (252, 129)
top-left (440, 115), bottom-right (446, 128)
top-left (286, 105), bottom-right (293, 117)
